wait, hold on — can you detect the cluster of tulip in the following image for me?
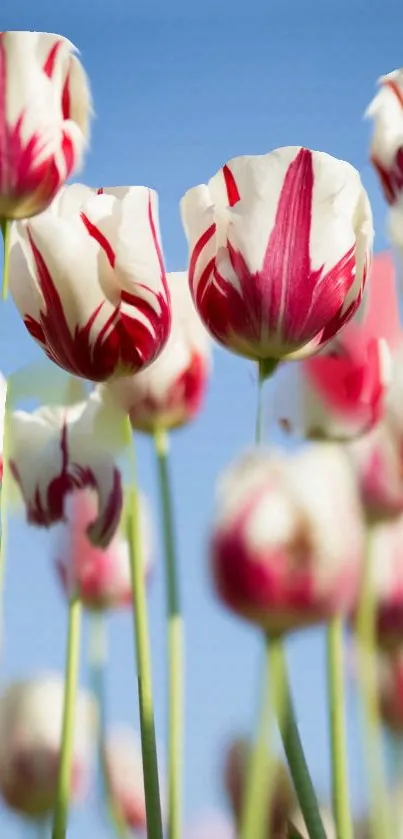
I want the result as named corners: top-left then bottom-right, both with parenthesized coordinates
top-left (1, 27), bottom-right (403, 839)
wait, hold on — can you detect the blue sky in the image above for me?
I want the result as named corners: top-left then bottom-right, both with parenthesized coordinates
top-left (0, 1), bottom-right (402, 837)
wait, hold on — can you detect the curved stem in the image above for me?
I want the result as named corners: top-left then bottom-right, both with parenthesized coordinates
top-left (88, 612), bottom-right (130, 839)
top-left (51, 596), bottom-right (82, 839)
top-left (126, 427), bottom-right (163, 839)
top-left (356, 530), bottom-right (391, 839)
top-left (1, 219), bottom-right (11, 301)
top-left (154, 428), bottom-right (183, 839)
top-left (274, 639), bottom-right (327, 839)
top-left (326, 616), bottom-right (353, 839)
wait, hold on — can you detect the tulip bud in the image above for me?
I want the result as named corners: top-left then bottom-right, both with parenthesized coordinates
top-left (211, 444), bottom-right (364, 634)
top-left (9, 184), bottom-right (171, 382)
top-left (55, 488), bottom-right (152, 609)
top-left (0, 32), bottom-right (91, 220)
top-left (366, 70), bottom-right (403, 205)
top-left (0, 674), bottom-right (96, 817)
top-left (102, 271), bottom-right (211, 432)
top-left (181, 147), bottom-right (373, 364)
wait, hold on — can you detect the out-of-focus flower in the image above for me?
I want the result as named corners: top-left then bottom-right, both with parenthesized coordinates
top-left (0, 32), bottom-right (91, 220)
top-left (350, 515), bottom-right (403, 649)
top-left (180, 147), bottom-right (372, 364)
top-left (186, 812), bottom-right (235, 839)
top-left (366, 70), bottom-right (403, 205)
top-left (289, 807), bottom-right (336, 839)
top-left (102, 271), bottom-right (211, 433)
top-left (9, 390), bottom-right (123, 547)
top-left (369, 650), bottom-right (403, 733)
top-left (294, 252), bottom-right (400, 441)
top-left (224, 737), bottom-right (295, 837)
top-left (0, 372), bottom-right (7, 481)
top-left (103, 728), bottom-right (146, 831)
top-left (347, 422), bottom-right (403, 522)
top-left (211, 444), bottom-right (364, 634)
top-left (55, 488), bottom-right (152, 609)
top-left (0, 674), bottom-right (96, 818)
top-left (9, 184), bottom-right (171, 382)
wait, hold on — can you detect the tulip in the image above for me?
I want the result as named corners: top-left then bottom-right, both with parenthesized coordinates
top-left (293, 252), bottom-right (399, 441)
top-left (180, 147), bottom-right (373, 365)
top-left (211, 444), bottom-right (364, 634)
top-left (0, 674), bottom-right (96, 818)
top-left (224, 737), bottom-right (295, 838)
top-left (102, 271), bottom-right (211, 432)
top-left (0, 32), bottom-right (91, 221)
top-left (366, 70), bottom-right (403, 205)
top-left (9, 184), bottom-right (171, 382)
top-left (349, 515), bottom-right (403, 650)
top-left (55, 487), bottom-right (152, 609)
top-left (103, 728), bottom-right (147, 831)
top-left (8, 390), bottom-right (123, 547)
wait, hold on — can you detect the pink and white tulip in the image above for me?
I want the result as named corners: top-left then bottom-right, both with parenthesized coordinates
top-left (366, 70), bottom-right (403, 205)
top-left (295, 252), bottom-right (399, 440)
top-left (181, 147), bottom-right (373, 363)
top-left (211, 444), bottom-right (364, 634)
top-left (347, 421), bottom-right (403, 522)
top-left (8, 390), bottom-right (123, 547)
top-left (103, 728), bottom-right (147, 831)
top-left (103, 271), bottom-right (211, 432)
top-left (9, 184), bottom-right (171, 382)
top-left (0, 674), bottom-right (96, 817)
top-left (56, 488), bottom-right (152, 609)
top-left (0, 32), bottom-right (91, 220)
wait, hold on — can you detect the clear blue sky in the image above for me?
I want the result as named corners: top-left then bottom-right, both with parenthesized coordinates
top-left (0, 1), bottom-right (401, 836)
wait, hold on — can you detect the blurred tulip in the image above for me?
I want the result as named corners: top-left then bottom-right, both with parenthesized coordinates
top-left (211, 444), bottom-right (364, 634)
top-left (180, 147), bottom-right (372, 364)
top-left (295, 252), bottom-right (399, 440)
top-left (366, 70), bottom-right (403, 205)
top-left (371, 650), bottom-right (403, 733)
top-left (9, 184), bottom-right (171, 382)
top-left (0, 32), bottom-right (91, 221)
top-left (350, 515), bottom-right (403, 649)
top-left (102, 271), bottom-right (211, 432)
top-left (289, 807), bottom-right (336, 839)
top-left (56, 488), bottom-right (152, 609)
top-left (9, 390), bottom-right (123, 547)
top-left (224, 737), bottom-right (295, 837)
top-left (103, 728), bottom-right (147, 831)
top-left (0, 674), bottom-right (96, 818)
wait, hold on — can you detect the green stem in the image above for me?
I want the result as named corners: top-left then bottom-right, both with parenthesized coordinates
top-left (326, 616), bottom-right (353, 839)
top-left (356, 530), bottom-right (391, 839)
top-left (88, 613), bottom-right (130, 839)
top-left (1, 219), bottom-right (11, 301)
top-left (125, 428), bottom-right (163, 839)
top-left (154, 428), bottom-right (183, 839)
top-left (51, 596), bottom-right (82, 839)
top-left (255, 362), bottom-right (265, 444)
top-left (274, 639), bottom-right (327, 839)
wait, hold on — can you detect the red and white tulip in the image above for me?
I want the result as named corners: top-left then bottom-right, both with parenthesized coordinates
top-left (0, 674), bottom-right (96, 817)
top-left (102, 271), bottom-right (211, 432)
top-left (366, 70), bottom-right (403, 205)
top-left (347, 421), bottom-right (403, 522)
top-left (0, 32), bottom-right (91, 220)
top-left (294, 252), bottom-right (400, 440)
top-left (211, 444), bottom-right (364, 634)
top-left (9, 184), bottom-right (171, 382)
top-left (181, 147), bottom-right (373, 363)
top-left (103, 728), bottom-right (147, 831)
top-left (55, 488), bottom-right (152, 609)
top-left (8, 390), bottom-right (123, 547)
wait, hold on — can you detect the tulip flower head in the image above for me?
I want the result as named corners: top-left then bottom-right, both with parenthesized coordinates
top-left (103, 728), bottom-right (147, 831)
top-left (0, 32), bottom-right (91, 220)
top-left (211, 444), bottom-right (364, 634)
top-left (103, 271), bottom-right (211, 433)
top-left (0, 674), bottom-right (96, 817)
top-left (294, 252), bottom-right (399, 441)
top-left (224, 737), bottom-right (295, 837)
top-left (366, 69), bottom-right (403, 205)
top-left (9, 184), bottom-right (171, 382)
top-left (181, 147), bottom-right (373, 365)
top-left (9, 390), bottom-right (123, 547)
top-left (56, 488), bottom-right (152, 609)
